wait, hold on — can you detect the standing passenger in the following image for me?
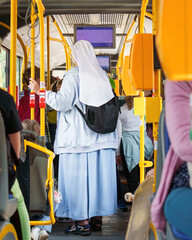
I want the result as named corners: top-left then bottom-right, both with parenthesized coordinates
top-left (29, 40), bottom-right (118, 236)
top-left (116, 96), bottom-right (153, 193)
top-left (0, 89), bottom-right (30, 240)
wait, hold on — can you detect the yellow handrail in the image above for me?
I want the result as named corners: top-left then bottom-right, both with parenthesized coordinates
top-left (149, 222), bottom-right (158, 240)
top-left (35, 0), bottom-right (45, 138)
top-left (145, 12), bottom-right (154, 20)
top-left (0, 22), bottom-right (28, 71)
top-left (152, 0), bottom-right (162, 193)
top-left (0, 223), bottom-right (18, 240)
top-left (152, 0), bottom-right (157, 35)
top-left (140, 0), bottom-right (149, 34)
top-left (9, 0), bottom-right (17, 102)
top-left (24, 140), bottom-right (56, 226)
top-left (49, 37), bottom-right (71, 71)
top-left (46, 16), bottom-right (51, 90)
top-left (139, 0), bottom-right (149, 183)
top-left (51, 16), bottom-right (73, 68)
top-left (117, 15), bottom-right (137, 80)
top-left (30, 0), bottom-right (36, 120)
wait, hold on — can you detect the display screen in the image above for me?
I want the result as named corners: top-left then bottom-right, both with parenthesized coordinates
top-left (74, 25), bottom-right (115, 48)
top-left (96, 55), bottom-right (110, 71)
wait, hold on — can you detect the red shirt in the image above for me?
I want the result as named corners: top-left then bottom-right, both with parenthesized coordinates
top-left (18, 90), bottom-right (40, 123)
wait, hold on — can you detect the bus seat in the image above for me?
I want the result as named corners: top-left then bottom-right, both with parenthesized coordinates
top-left (129, 33), bottom-right (154, 90)
top-left (29, 147), bottom-right (49, 211)
top-left (156, 0), bottom-right (192, 81)
top-left (122, 56), bottom-right (139, 96)
top-left (0, 111), bottom-right (18, 239)
top-left (155, 109), bottom-right (166, 190)
top-left (23, 139), bottom-right (55, 226)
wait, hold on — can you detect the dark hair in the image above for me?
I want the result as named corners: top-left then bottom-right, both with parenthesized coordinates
top-left (125, 96), bottom-right (134, 110)
top-left (22, 66), bottom-right (40, 85)
top-left (50, 76), bottom-right (57, 85)
top-left (51, 80), bottom-right (58, 92)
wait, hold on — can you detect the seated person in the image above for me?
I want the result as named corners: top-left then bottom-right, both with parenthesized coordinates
top-left (151, 80), bottom-right (192, 238)
top-left (0, 88), bottom-right (30, 240)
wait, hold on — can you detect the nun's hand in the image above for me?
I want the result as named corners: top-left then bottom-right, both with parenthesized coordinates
top-left (29, 78), bottom-right (40, 95)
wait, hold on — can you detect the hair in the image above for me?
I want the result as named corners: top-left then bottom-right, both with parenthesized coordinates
top-left (50, 76), bottom-right (57, 85)
top-left (51, 80), bottom-right (58, 92)
top-left (22, 119), bottom-right (40, 143)
top-left (125, 96), bottom-right (134, 110)
top-left (56, 79), bottom-right (63, 90)
top-left (22, 66), bottom-right (40, 85)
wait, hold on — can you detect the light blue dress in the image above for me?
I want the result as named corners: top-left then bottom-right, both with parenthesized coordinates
top-left (46, 67), bottom-right (118, 220)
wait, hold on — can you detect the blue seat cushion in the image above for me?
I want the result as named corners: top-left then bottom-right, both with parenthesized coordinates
top-left (171, 225), bottom-right (192, 240)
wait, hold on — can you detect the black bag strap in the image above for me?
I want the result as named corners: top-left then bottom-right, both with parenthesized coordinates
top-left (75, 105), bottom-right (87, 120)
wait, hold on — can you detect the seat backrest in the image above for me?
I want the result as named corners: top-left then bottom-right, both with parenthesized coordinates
top-left (156, 108), bottom-right (166, 190)
top-left (29, 147), bottom-right (49, 211)
top-left (0, 111), bottom-right (8, 220)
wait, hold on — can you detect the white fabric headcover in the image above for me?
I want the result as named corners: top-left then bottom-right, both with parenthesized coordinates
top-left (72, 40), bottom-right (114, 107)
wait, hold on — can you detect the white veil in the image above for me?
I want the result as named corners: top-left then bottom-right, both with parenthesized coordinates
top-left (71, 40), bottom-right (114, 107)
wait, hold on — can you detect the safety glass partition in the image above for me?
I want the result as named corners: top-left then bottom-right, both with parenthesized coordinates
top-left (16, 56), bottom-right (21, 89)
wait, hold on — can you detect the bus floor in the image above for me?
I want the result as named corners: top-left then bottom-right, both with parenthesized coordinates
top-left (49, 209), bottom-right (131, 240)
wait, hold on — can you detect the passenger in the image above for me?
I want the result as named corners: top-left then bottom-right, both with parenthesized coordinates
top-left (18, 67), bottom-right (40, 123)
top-left (151, 80), bottom-right (192, 238)
top-left (29, 40), bottom-right (118, 236)
top-left (0, 88), bottom-right (30, 240)
top-left (116, 96), bottom-right (153, 193)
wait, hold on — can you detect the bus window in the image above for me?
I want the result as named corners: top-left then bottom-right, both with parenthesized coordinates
top-left (0, 47), bottom-right (7, 89)
top-left (16, 56), bottom-right (21, 91)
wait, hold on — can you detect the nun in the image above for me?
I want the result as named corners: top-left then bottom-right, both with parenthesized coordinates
top-left (29, 40), bottom-right (118, 236)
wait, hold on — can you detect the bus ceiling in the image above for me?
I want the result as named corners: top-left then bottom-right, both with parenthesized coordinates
top-left (0, 0), bottom-right (152, 16)
top-left (0, 0), bottom-right (152, 70)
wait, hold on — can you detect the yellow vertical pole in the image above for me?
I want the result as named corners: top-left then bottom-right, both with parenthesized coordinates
top-left (47, 16), bottom-right (50, 90)
top-left (140, 0), bottom-right (149, 34)
top-left (30, 0), bottom-right (36, 120)
top-left (139, 90), bottom-right (145, 183)
top-left (139, 0), bottom-right (149, 183)
top-left (10, 0), bottom-right (17, 101)
top-left (64, 46), bottom-right (68, 71)
top-left (152, 0), bottom-right (162, 193)
top-left (35, 0), bottom-right (45, 139)
top-left (153, 70), bottom-right (162, 192)
top-left (67, 51), bottom-right (71, 70)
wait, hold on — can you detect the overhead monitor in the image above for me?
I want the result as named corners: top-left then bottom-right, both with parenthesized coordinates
top-left (96, 55), bottom-right (110, 72)
top-left (74, 25), bottom-right (116, 48)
